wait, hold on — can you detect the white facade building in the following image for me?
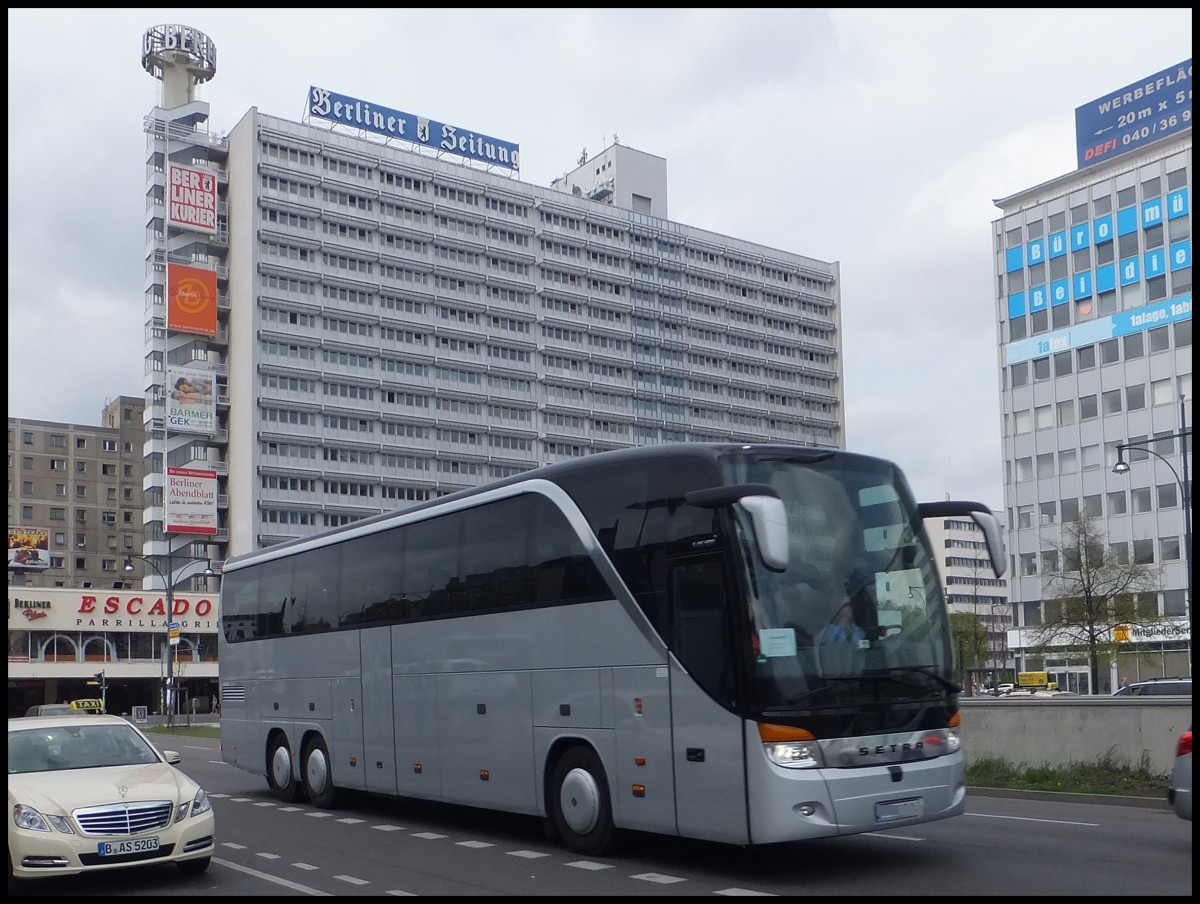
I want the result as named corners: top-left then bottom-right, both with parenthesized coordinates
top-left (140, 27), bottom-right (846, 566)
top-left (992, 63), bottom-right (1191, 693)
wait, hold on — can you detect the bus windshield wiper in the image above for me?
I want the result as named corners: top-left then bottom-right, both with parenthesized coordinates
top-left (782, 675), bottom-right (862, 705)
top-left (866, 665), bottom-right (961, 694)
top-left (782, 668), bottom-right (958, 706)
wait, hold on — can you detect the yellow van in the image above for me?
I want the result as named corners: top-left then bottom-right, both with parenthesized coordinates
top-left (69, 698), bottom-right (105, 714)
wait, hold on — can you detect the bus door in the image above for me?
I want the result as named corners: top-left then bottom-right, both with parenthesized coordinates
top-left (667, 556), bottom-right (751, 845)
top-left (359, 627), bottom-right (398, 795)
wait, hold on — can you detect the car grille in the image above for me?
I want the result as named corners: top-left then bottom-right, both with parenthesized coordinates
top-left (73, 801), bottom-right (174, 836)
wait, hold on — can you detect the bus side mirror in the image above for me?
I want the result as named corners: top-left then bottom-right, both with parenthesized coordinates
top-left (685, 483), bottom-right (789, 572)
top-left (737, 495), bottom-right (789, 572)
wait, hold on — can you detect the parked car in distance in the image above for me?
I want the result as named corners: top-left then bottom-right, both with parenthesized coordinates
top-left (1168, 726), bottom-right (1192, 822)
top-left (1112, 677), bottom-right (1192, 696)
top-left (8, 713), bottom-right (215, 893)
top-left (22, 704), bottom-right (75, 717)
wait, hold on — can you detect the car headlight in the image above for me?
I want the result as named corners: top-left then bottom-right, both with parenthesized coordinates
top-left (12, 804), bottom-right (74, 834)
top-left (191, 788), bottom-right (212, 817)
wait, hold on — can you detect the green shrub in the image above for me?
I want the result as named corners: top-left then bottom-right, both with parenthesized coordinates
top-left (967, 748), bottom-right (1168, 797)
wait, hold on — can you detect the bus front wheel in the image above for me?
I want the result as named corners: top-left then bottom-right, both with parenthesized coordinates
top-left (267, 735), bottom-right (301, 803)
top-left (550, 746), bottom-right (619, 856)
top-left (302, 735), bottom-right (344, 809)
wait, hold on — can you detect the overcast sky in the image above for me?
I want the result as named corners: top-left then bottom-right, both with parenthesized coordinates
top-left (7, 9), bottom-right (1193, 508)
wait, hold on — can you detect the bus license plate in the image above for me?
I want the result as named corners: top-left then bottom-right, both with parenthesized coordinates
top-left (875, 797), bottom-right (923, 822)
top-left (98, 837), bottom-right (160, 857)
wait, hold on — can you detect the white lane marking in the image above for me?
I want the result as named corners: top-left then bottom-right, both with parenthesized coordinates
top-left (279, 806), bottom-right (305, 812)
top-left (714, 888), bottom-right (778, 896)
top-left (293, 862), bottom-right (319, 870)
top-left (967, 812), bottom-right (1099, 827)
top-left (507, 849), bottom-right (552, 859)
top-left (336, 817), bottom-right (366, 824)
top-left (455, 840), bottom-right (495, 848)
top-left (220, 842), bottom-right (246, 850)
top-left (372, 824), bottom-right (406, 832)
top-left (305, 811), bottom-right (335, 818)
top-left (385, 890), bottom-right (418, 896)
top-left (631, 872), bottom-right (686, 883)
top-left (334, 874), bottom-right (370, 885)
top-left (564, 860), bottom-right (614, 871)
top-left (256, 852), bottom-right (282, 860)
top-left (254, 801), bottom-right (277, 807)
top-left (411, 831), bottom-right (448, 839)
top-left (214, 856), bottom-right (333, 895)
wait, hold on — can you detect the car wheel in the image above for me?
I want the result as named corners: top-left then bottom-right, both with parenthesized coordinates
top-left (302, 735), bottom-right (343, 809)
top-left (177, 856), bottom-right (211, 875)
top-left (550, 746), bottom-right (620, 856)
top-left (267, 734), bottom-right (301, 803)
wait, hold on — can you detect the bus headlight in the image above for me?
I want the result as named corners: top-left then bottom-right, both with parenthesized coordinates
top-left (758, 722), bottom-right (825, 769)
top-left (764, 739), bottom-right (824, 769)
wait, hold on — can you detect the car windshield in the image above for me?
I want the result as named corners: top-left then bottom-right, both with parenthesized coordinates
top-left (9, 723), bottom-right (161, 774)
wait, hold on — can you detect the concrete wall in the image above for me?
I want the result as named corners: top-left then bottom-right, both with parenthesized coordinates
top-left (960, 697), bottom-right (1191, 775)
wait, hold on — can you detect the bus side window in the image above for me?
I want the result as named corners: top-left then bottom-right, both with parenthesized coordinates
top-left (671, 561), bottom-right (734, 706)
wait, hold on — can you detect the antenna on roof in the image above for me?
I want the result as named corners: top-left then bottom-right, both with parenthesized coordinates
top-left (578, 147), bottom-right (588, 165)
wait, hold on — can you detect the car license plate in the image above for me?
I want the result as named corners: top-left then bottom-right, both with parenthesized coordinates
top-left (875, 797), bottom-right (923, 822)
top-left (98, 836), bottom-right (160, 857)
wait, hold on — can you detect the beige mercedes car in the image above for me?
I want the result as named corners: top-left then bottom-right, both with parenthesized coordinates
top-left (8, 714), bottom-right (215, 892)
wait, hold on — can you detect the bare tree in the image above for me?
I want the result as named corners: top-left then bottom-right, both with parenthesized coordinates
top-left (1030, 514), bottom-right (1162, 693)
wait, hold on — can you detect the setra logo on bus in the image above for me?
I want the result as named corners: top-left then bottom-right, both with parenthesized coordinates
top-left (859, 741), bottom-right (924, 756)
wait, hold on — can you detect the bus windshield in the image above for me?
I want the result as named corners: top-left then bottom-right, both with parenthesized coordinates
top-left (729, 451), bottom-right (953, 712)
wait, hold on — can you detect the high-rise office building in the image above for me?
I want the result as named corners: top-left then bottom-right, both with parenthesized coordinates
top-left (139, 25), bottom-right (845, 566)
top-left (993, 59), bottom-right (1192, 692)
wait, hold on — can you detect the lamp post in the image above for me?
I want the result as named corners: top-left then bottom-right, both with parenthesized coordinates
top-left (124, 550), bottom-right (215, 725)
top-left (1112, 396), bottom-right (1192, 670)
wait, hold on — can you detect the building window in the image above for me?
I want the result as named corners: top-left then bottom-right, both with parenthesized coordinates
top-left (1156, 483), bottom-right (1178, 509)
top-left (1159, 537), bottom-right (1180, 561)
top-left (1106, 490), bottom-right (1127, 515)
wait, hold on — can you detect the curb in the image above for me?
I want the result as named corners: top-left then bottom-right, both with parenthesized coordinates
top-left (969, 786), bottom-right (1169, 810)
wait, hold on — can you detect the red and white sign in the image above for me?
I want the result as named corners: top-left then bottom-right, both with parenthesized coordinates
top-left (166, 466), bottom-right (219, 535)
top-left (167, 164), bottom-right (217, 234)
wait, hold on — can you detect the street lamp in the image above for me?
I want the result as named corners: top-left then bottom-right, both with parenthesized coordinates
top-left (124, 550), bottom-right (215, 725)
top-left (1112, 396), bottom-right (1191, 669)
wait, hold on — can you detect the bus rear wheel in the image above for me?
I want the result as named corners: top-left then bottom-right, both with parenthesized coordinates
top-left (302, 735), bottom-right (344, 809)
top-left (267, 734), bottom-right (301, 803)
top-left (550, 746), bottom-right (619, 856)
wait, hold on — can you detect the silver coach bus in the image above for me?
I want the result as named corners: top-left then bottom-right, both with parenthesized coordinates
top-left (218, 443), bottom-right (1004, 854)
